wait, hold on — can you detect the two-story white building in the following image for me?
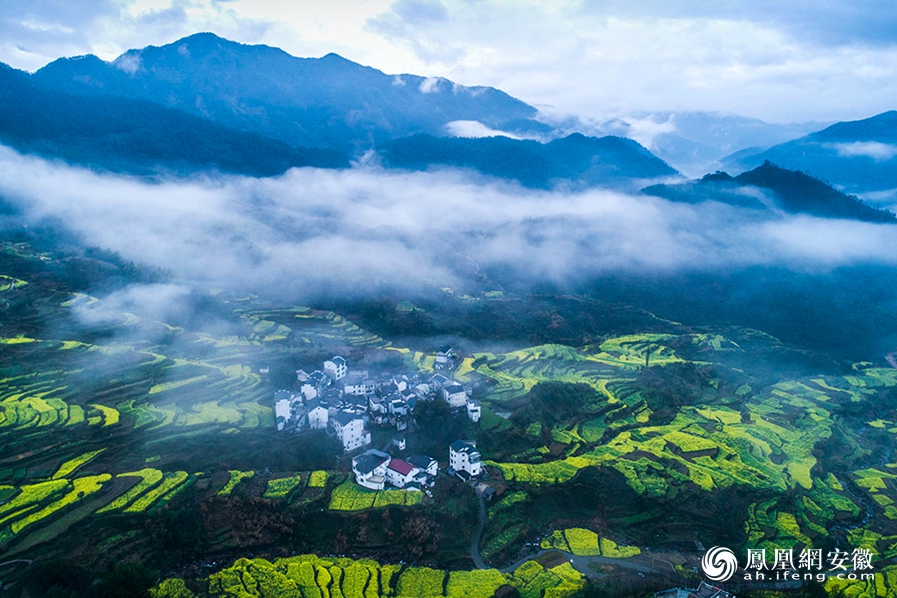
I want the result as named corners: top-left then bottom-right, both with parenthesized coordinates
top-left (408, 454), bottom-right (439, 477)
top-left (435, 345), bottom-right (454, 367)
top-left (386, 459), bottom-right (421, 489)
top-left (344, 372), bottom-right (376, 396)
top-left (323, 356), bottom-right (348, 381)
top-left (443, 383), bottom-right (468, 409)
top-left (275, 398), bottom-right (291, 431)
top-left (333, 410), bottom-right (371, 452)
top-left (352, 449), bottom-right (390, 490)
top-left (450, 439), bottom-right (483, 478)
top-left (466, 398), bottom-right (481, 423)
top-left (306, 398), bottom-right (329, 430)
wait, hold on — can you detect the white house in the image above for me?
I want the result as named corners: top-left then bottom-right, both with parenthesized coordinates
top-left (333, 410), bottom-right (371, 452)
top-left (443, 384), bottom-right (468, 409)
top-left (306, 398), bottom-right (329, 430)
top-left (275, 398), bottom-right (291, 431)
top-left (450, 439), bottom-right (483, 478)
top-left (388, 397), bottom-right (409, 417)
top-left (435, 345), bottom-right (454, 367)
top-left (307, 370), bottom-right (332, 391)
top-left (386, 459), bottom-right (421, 489)
top-left (345, 372), bottom-right (376, 396)
top-left (324, 356), bottom-right (348, 381)
top-left (429, 374), bottom-right (449, 391)
top-left (299, 382), bottom-right (318, 402)
top-left (352, 449), bottom-right (390, 490)
top-left (466, 398), bottom-right (481, 423)
top-left (408, 454), bottom-right (438, 477)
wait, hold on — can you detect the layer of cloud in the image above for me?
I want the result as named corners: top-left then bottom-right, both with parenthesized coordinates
top-left (830, 141), bottom-right (897, 161)
top-left (365, 0), bottom-right (897, 123)
top-left (0, 146), bottom-right (895, 303)
top-left (444, 120), bottom-right (522, 139)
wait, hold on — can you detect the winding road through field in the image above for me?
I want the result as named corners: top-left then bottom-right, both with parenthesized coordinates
top-left (468, 485), bottom-right (670, 579)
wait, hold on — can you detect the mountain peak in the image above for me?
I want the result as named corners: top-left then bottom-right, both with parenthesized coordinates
top-left (646, 161), bottom-right (896, 222)
top-left (30, 34), bottom-right (537, 152)
top-left (180, 31), bottom-right (230, 44)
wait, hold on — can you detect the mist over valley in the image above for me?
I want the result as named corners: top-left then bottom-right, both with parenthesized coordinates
top-left (0, 15), bottom-right (896, 598)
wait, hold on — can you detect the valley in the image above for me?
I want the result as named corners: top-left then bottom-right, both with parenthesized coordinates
top-left (0, 232), bottom-right (895, 597)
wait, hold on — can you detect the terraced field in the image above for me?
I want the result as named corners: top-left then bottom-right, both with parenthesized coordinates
top-left (463, 325), bottom-right (897, 573)
top-left (540, 528), bottom-right (641, 558)
top-left (0, 240), bottom-right (421, 562)
top-left (328, 479), bottom-right (423, 511)
top-left (2, 237), bottom-right (897, 597)
top-left (190, 554), bottom-right (583, 598)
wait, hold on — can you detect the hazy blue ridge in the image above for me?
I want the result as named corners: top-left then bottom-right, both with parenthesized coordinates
top-left (721, 110), bottom-right (897, 193)
top-left (0, 61), bottom-right (349, 176)
top-left (642, 161), bottom-right (896, 223)
top-left (32, 32), bottom-right (538, 152)
top-left (378, 132), bottom-right (678, 188)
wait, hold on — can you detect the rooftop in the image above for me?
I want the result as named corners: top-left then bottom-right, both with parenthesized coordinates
top-left (408, 454), bottom-right (436, 469)
top-left (387, 459), bottom-right (416, 476)
top-left (353, 450), bottom-right (390, 475)
top-left (333, 410), bottom-right (363, 426)
top-left (450, 439), bottom-right (478, 453)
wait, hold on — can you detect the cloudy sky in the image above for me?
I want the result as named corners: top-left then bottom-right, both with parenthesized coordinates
top-left (1, 1), bottom-right (896, 124)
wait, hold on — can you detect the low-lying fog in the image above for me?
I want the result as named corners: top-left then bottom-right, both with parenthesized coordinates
top-left (0, 145), bottom-right (895, 302)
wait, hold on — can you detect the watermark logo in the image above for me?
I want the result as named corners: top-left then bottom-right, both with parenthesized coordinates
top-left (701, 546), bottom-right (738, 582)
top-left (700, 546), bottom-right (877, 584)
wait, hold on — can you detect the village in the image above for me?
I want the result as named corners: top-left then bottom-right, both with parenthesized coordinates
top-left (273, 346), bottom-right (486, 494)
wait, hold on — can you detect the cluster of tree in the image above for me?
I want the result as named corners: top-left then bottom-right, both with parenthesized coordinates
top-left (17, 560), bottom-right (158, 598)
top-left (513, 381), bottom-right (603, 428)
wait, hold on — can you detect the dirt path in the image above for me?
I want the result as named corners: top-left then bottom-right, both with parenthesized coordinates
top-left (467, 483), bottom-right (671, 579)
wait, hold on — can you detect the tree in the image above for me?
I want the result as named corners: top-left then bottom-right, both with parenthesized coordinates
top-left (149, 579), bottom-right (195, 598)
top-left (100, 562), bottom-right (158, 598)
top-left (19, 559), bottom-right (93, 597)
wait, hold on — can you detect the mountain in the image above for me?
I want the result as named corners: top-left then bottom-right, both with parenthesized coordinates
top-left (0, 62), bottom-right (348, 176)
top-left (33, 32), bottom-right (539, 153)
top-left (722, 111), bottom-right (897, 195)
top-left (596, 112), bottom-right (827, 177)
top-left (642, 161), bottom-right (896, 223)
top-left (377, 133), bottom-right (678, 189)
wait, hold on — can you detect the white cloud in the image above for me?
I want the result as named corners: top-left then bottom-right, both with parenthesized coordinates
top-left (444, 120), bottom-right (521, 139)
top-left (0, 146), bottom-right (894, 303)
top-left (830, 141), bottom-right (897, 161)
top-left (1, 1), bottom-right (896, 124)
top-left (114, 52), bottom-right (141, 73)
top-left (418, 76), bottom-right (443, 93)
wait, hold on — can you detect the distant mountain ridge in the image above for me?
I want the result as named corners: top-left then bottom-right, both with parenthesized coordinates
top-left (0, 62), bottom-right (348, 176)
top-left (722, 111), bottom-right (897, 195)
top-left (379, 133), bottom-right (678, 188)
top-left (596, 111), bottom-right (827, 177)
top-left (33, 32), bottom-right (539, 153)
top-left (643, 161), bottom-right (896, 223)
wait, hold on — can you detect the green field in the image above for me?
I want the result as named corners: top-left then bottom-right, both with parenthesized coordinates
top-left (328, 479), bottom-right (422, 511)
top-left (540, 528), bottom-right (640, 558)
top-left (192, 554), bottom-right (583, 598)
top-left (1, 237), bottom-right (896, 597)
